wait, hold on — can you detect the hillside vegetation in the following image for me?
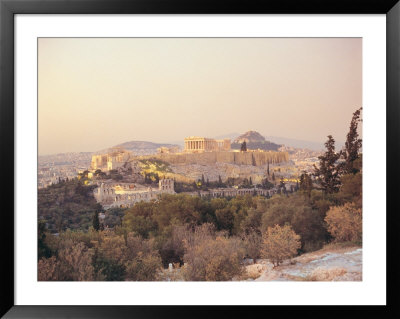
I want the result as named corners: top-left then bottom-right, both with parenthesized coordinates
top-left (38, 178), bottom-right (102, 233)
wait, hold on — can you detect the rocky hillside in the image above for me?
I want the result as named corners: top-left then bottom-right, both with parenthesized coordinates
top-left (232, 131), bottom-right (281, 151)
top-left (243, 245), bottom-right (362, 281)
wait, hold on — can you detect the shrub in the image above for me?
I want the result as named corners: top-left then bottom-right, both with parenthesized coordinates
top-left (38, 256), bottom-right (60, 281)
top-left (38, 241), bottom-right (95, 281)
top-left (183, 236), bottom-right (245, 281)
top-left (182, 224), bottom-right (245, 281)
top-left (262, 224), bottom-right (301, 267)
top-left (324, 203), bottom-right (362, 242)
top-left (242, 232), bottom-right (263, 263)
top-left (125, 251), bottom-right (162, 281)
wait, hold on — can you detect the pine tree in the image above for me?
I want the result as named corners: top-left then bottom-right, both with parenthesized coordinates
top-left (92, 211), bottom-right (100, 231)
top-left (313, 135), bottom-right (341, 194)
top-left (249, 177), bottom-right (253, 186)
top-left (240, 141), bottom-right (247, 152)
top-left (251, 153), bottom-right (256, 166)
top-left (342, 107), bottom-right (362, 174)
top-left (299, 172), bottom-right (313, 198)
top-left (201, 174), bottom-right (205, 185)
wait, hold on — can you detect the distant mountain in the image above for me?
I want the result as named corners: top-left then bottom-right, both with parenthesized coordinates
top-left (265, 136), bottom-right (324, 151)
top-left (231, 131), bottom-right (281, 151)
top-left (94, 141), bottom-right (180, 154)
top-left (114, 141), bottom-right (178, 150)
top-left (233, 131), bottom-right (266, 144)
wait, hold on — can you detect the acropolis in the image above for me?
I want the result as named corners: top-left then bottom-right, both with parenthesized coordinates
top-left (184, 137), bottom-right (231, 153)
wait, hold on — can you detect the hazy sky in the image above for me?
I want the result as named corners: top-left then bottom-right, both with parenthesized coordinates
top-left (38, 38), bottom-right (362, 155)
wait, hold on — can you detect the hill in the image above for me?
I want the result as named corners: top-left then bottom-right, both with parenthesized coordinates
top-left (94, 141), bottom-right (181, 155)
top-left (114, 141), bottom-right (179, 151)
top-left (231, 131), bottom-right (281, 151)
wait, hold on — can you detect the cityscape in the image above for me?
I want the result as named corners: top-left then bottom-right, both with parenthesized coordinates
top-left (38, 38), bottom-right (362, 282)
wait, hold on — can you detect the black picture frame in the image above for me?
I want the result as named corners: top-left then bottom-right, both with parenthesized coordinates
top-left (1, 0), bottom-right (399, 318)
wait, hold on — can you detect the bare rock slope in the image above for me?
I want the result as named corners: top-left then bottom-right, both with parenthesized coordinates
top-left (248, 245), bottom-right (362, 281)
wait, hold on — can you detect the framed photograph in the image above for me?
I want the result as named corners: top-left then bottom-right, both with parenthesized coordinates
top-left (1, 0), bottom-right (399, 318)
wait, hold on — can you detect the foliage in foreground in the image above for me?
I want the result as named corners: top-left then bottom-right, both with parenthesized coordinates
top-left (325, 203), bottom-right (362, 242)
top-left (262, 224), bottom-right (301, 267)
top-left (181, 224), bottom-right (245, 281)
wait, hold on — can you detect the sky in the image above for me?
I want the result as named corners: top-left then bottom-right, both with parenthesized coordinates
top-left (38, 38), bottom-right (362, 155)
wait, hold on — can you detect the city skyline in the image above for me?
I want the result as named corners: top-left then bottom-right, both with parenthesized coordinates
top-left (39, 38), bottom-right (362, 155)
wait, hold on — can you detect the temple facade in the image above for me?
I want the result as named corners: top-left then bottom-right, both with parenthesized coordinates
top-left (184, 137), bottom-right (231, 153)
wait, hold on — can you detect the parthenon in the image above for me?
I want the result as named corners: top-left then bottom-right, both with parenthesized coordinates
top-left (184, 137), bottom-right (231, 153)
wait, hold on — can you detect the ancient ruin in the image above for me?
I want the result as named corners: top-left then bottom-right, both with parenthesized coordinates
top-left (90, 148), bottom-right (134, 171)
top-left (94, 178), bottom-right (175, 209)
top-left (184, 137), bottom-right (231, 153)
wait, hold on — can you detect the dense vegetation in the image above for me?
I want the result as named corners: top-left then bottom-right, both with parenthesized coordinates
top-left (38, 108), bottom-right (363, 281)
top-left (38, 178), bottom-right (102, 233)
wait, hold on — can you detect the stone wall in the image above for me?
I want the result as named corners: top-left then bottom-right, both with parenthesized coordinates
top-left (138, 151), bottom-right (288, 166)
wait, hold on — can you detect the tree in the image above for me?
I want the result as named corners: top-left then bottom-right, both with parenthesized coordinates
top-left (335, 173), bottom-right (362, 207)
top-left (38, 220), bottom-right (52, 260)
top-left (92, 211), bottom-right (100, 231)
top-left (243, 232), bottom-right (262, 263)
top-left (267, 161), bottom-right (270, 176)
top-left (342, 107), bottom-right (362, 175)
top-left (313, 135), bottom-right (341, 194)
top-left (240, 141), bottom-right (247, 152)
top-left (262, 224), bottom-right (301, 267)
top-left (299, 172), bottom-right (313, 198)
top-left (41, 241), bottom-right (95, 281)
top-left (215, 208), bottom-right (235, 234)
top-left (218, 175), bottom-right (223, 187)
top-left (261, 177), bottom-right (273, 190)
top-left (124, 215), bottom-right (157, 239)
top-left (325, 202), bottom-right (362, 242)
top-left (182, 225), bottom-right (245, 281)
top-left (125, 252), bottom-right (162, 281)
